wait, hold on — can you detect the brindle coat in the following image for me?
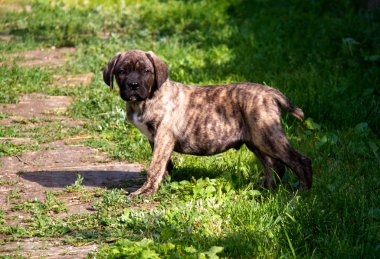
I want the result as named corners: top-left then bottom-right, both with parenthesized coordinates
top-left (103, 50), bottom-right (312, 196)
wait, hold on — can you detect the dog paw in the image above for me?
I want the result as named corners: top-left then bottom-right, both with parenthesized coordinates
top-left (128, 191), bottom-right (139, 198)
top-left (128, 187), bottom-right (144, 197)
top-left (296, 182), bottom-right (311, 191)
top-left (129, 187), bottom-right (156, 197)
top-left (254, 180), bottom-right (265, 190)
top-left (254, 180), bottom-right (277, 190)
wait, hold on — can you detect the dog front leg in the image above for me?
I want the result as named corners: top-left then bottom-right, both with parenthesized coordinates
top-left (149, 141), bottom-right (174, 178)
top-left (130, 133), bottom-right (175, 196)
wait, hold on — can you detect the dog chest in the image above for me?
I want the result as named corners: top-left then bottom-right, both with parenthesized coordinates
top-left (131, 112), bottom-right (153, 141)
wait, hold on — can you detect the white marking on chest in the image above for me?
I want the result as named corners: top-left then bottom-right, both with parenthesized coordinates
top-left (132, 112), bottom-right (153, 141)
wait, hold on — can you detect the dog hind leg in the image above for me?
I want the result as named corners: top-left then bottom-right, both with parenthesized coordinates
top-left (247, 144), bottom-right (286, 188)
top-left (247, 126), bottom-right (312, 190)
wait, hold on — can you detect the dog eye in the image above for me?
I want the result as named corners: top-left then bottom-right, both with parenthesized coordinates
top-left (145, 69), bottom-right (150, 73)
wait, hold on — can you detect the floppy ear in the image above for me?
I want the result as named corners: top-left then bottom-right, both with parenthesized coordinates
top-left (145, 51), bottom-right (168, 90)
top-left (103, 53), bottom-right (121, 90)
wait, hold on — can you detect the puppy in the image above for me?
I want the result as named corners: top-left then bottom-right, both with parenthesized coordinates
top-left (103, 50), bottom-right (312, 196)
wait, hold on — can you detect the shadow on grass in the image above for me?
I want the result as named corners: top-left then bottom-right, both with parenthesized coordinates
top-left (170, 166), bottom-right (225, 182)
top-left (18, 170), bottom-right (145, 189)
top-left (168, 164), bottom-right (271, 191)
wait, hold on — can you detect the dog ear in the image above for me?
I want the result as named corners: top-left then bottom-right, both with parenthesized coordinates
top-left (103, 53), bottom-right (121, 90)
top-left (146, 51), bottom-right (168, 90)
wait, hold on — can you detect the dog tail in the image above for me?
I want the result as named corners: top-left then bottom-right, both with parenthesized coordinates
top-left (273, 90), bottom-right (304, 121)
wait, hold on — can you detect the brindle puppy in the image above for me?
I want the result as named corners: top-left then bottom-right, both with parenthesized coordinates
top-left (103, 50), bottom-right (312, 196)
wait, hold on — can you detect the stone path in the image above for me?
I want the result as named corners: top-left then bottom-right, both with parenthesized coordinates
top-left (0, 47), bottom-right (76, 68)
top-left (0, 239), bottom-right (97, 259)
top-left (0, 46), bottom-right (144, 257)
top-left (0, 93), bottom-right (73, 120)
top-left (0, 2), bottom-right (31, 13)
top-left (1, 141), bottom-right (144, 202)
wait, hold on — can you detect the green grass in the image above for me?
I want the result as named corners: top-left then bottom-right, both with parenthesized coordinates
top-left (0, 0), bottom-right (379, 258)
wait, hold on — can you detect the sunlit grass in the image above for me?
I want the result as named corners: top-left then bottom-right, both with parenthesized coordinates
top-left (0, 0), bottom-right (379, 257)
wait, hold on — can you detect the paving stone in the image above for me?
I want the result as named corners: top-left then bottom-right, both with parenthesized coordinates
top-left (0, 47), bottom-right (75, 67)
top-left (0, 93), bottom-right (73, 121)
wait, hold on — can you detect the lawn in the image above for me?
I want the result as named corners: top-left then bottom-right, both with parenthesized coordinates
top-left (0, 0), bottom-right (379, 258)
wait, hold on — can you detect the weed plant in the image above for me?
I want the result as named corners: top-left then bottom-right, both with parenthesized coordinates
top-left (0, 0), bottom-right (379, 258)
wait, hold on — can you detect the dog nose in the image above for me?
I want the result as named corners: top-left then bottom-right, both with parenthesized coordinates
top-left (128, 82), bottom-right (139, 90)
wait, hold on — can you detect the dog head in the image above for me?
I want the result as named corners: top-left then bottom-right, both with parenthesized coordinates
top-left (103, 50), bottom-right (168, 102)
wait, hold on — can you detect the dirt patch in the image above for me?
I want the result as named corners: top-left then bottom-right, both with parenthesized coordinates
top-left (0, 238), bottom-right (97, 258)
top-left (0, 2), bottom-right (31, 13)
top-left (1, 141), bottom-right (144, 202)
top-left (0, 137), bottom-right (37, 145)
top-left (0, 47), bottom-right (75, 67)
top-left (0, 93), bottom-right (73, 123)
top-left (0, 33), bottom-right (13, 42)
top-left (52, 73), bottom-right (94, 87)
